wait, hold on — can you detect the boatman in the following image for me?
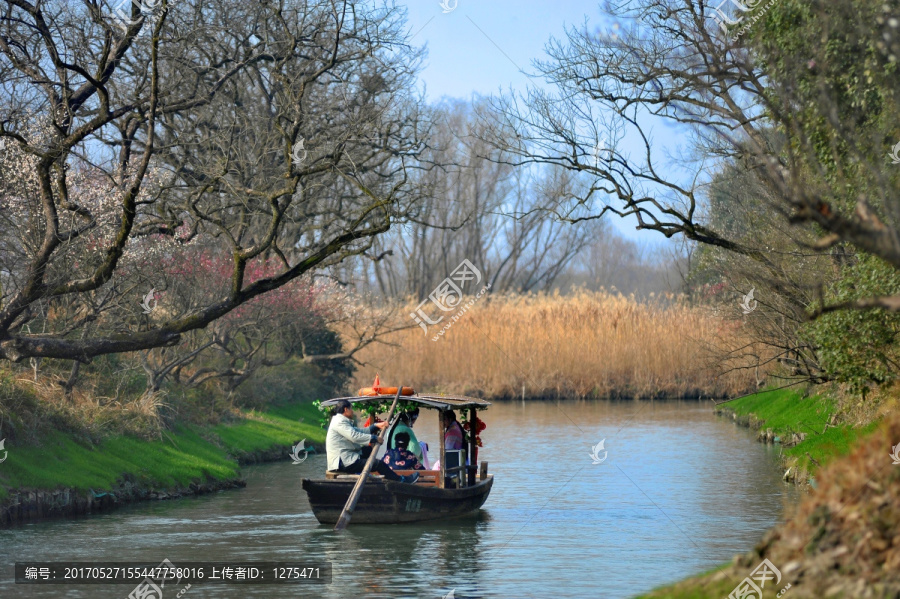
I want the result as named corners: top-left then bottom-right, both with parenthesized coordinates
top-left (326, 400), bottom-right (419, 484)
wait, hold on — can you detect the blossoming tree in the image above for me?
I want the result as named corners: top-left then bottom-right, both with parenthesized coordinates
top-left (0, 0), bottom-right (426, 363)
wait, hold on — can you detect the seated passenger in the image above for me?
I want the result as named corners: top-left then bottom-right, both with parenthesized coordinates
top-left (443, 410), bottom-right (465, 450)
top-left (382, 432), bottom-right (425, 471)
top-left (388, 409), bottom-right (424, 461)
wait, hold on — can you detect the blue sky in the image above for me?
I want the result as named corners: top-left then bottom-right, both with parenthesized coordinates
top-left (400, 0), bottom-right (598, 101)
top-left (398, 0), bottom-right (682, 250)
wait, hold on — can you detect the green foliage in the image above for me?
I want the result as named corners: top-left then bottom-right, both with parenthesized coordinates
top-left (695, 0), bottom-right (900, 393)
top-left (312, 399), bottom-right (331, 429)
top-left (805, 254), bottom-right (900, 395)
top-left (231, 359), bottom-right (337, 410)
top-left (359, 398), bottom-right (427, 417)
top-left (700, 158), bottom-right (900, 394)
top-left (752, 0), bottom-right (900, 210)
top-left (311, 394), bottom-right (489, 430)
top-left (312, 397), bottom-right (428, 430)
top-left (298, 328), bottom-right (355, 391)
top-left (89, 354), bottom-right (147, 399)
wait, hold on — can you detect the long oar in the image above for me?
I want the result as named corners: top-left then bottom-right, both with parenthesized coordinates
top-left (334, 386), bottom-right (403, 531)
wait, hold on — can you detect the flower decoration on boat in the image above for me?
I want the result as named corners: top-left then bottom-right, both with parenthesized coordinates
top-left (461, 413), bottom-right (486, 447)
top-left (312, 399), bottom-right (332, 429)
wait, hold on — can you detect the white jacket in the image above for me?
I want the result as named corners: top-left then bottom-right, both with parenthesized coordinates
top-left (325, 413), bottom-right (378, 471)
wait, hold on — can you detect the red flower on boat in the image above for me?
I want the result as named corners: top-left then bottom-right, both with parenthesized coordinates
top-left (462, 416), bottom-right (486, 447)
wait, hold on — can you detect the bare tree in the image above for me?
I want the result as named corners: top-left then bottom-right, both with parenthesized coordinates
top-left (558, 221), bottom-right (687, 297)
top-left (337, 99), bottom-right (594, 298)
top-left (137, 275), bottom-right (401, 396)
top-left (0, 0), bottom-right (426, 363)
top-left (475, 0), bottom-right (900, 313)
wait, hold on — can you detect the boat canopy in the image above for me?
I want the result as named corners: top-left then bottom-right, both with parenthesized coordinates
top-left (321, 394), bottom-right (491, 411)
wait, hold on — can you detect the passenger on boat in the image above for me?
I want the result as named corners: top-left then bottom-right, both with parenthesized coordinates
top-left (326, 400), bottom-right (419, 484)
top-left (382, 432), bottom-right (425, 471)
top-left (443, 410), bottom-right (465, 450)
top-left (387, 409), bottom-right (423, 461)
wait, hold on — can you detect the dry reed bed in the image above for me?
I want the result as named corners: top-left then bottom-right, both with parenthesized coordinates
top-left (350, 291), bottom-right (755, 399)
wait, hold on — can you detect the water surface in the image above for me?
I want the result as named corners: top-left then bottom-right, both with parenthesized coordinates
top-left (3, 400), bottom-right (799, 598)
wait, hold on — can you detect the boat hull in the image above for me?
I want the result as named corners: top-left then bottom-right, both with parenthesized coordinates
top-left (301, 475), bottom-right (493, 524)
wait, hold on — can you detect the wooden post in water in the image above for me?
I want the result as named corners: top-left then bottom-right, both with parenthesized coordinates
top-left (333, 387), bottom-right (403, 531)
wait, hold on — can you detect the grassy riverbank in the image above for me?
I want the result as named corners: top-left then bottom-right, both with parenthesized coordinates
top-left (635, 566), bottom-right (737, 599)
top-left (0, 400), bottom-right (325, 506)
top-left (0, 358), bottom-right (339, 511)
top-left (715, 387), bottom-right (879, 478)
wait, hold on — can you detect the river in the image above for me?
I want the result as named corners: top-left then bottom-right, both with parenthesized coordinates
top-left (3, 400), bottom-right (798, 599)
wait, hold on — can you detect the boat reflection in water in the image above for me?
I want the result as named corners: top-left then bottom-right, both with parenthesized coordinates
top-left (317, 512), bottom-right (492, 599)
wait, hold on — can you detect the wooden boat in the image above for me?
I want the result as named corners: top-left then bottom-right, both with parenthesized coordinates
top-left (302, 394), bottom-right (493, 525)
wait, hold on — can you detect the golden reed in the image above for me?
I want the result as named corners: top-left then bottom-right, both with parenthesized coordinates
top-left (350, 290), bottom-right (756, 400)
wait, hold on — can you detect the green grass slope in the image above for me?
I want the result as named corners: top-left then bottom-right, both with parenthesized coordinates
top-left (0, 400), bottom-right (325, 502)
top-left (719, 387), bottom-right (878, 473)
